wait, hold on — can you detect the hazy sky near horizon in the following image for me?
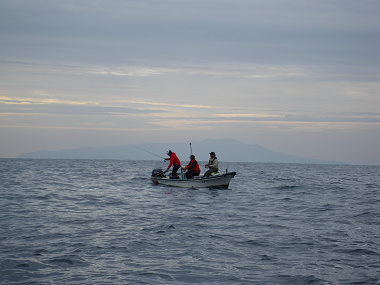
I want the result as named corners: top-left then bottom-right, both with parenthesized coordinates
top-left (1, 0), bottom-right (379, 164)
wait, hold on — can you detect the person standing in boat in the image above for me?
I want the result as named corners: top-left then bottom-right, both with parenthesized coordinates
top-left (183, 154), bottom-right (201, 179)
top-left (164, 150), bottom-right (181, 178)
top-left (204, 151), bottom-right (219, 177)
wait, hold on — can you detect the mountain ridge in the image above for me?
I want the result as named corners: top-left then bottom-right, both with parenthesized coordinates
top-left (16, 139), bottom-right (342, 164)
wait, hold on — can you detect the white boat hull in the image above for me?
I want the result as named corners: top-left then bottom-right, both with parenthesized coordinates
top-left (151, 172), bottom-right (236, 188)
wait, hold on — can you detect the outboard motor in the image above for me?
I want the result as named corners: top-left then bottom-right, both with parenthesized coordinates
top-left (152, 168), bottom-right (165, 178)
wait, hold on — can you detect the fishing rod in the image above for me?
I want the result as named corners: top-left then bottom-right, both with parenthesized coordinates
top-left (130, 144), bottom-right (166, 160)
top-left (189, 143), bottom-right (193, 155)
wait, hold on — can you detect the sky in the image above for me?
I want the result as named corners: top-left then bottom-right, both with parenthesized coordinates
top-left (0, 0), bottom-right (379, 165)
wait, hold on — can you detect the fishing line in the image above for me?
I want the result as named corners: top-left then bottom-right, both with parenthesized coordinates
top-left (130, 144), bottom-right (166, 160)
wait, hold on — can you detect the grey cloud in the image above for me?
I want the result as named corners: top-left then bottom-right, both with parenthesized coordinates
top-left (1, 0), bottom-right (378, 67)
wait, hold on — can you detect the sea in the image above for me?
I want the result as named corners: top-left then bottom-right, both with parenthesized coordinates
top-left (0, 159), bottom-right (379, 285)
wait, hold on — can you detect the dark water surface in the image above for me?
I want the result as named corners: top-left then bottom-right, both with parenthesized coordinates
top-left (0, 159), bottom-right (379, 284)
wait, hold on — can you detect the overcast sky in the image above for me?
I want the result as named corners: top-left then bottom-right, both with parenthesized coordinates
top-left (1, 0), bottom-right (379, 164)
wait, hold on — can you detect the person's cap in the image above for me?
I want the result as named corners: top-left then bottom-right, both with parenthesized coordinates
top-left (190, 154), bottom-right (195, 159)
top-left (166, 150), bottom-right (172, 155)
top-left (210, 152), bottom-right (215, 156)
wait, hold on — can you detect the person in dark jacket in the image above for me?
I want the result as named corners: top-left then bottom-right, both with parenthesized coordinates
top-left (183, 155), bottom-right (201, 179)
top-left (164, 150), bottom-right (181, 178)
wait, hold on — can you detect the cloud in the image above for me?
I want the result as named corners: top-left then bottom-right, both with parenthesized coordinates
top-left (0, 96), bottom-right (95, 106)
top-left (1, 0), bottom-right (378, 67)
top-left (121, 100), bottom-right (213, 110)
top-left (88, 68), bottom-right (169, 77)
top-left (213, 113), bottom-right (380, 123)
top-left (148, 116), bottom-right (380, 134)
top-left (0, 96), bottom-right (166, 116)
top-left (215, 113), bottom-right (283, 118)
top-left (151, 111), bottom-right (380, 125)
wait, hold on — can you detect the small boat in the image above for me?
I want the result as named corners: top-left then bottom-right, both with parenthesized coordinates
top-left (151, 168), bottom-right (236, 188)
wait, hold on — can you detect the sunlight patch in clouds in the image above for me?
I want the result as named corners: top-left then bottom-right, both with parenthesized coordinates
top-left (0, 96), bottom-right (98, 106)
top-left (85, 63), bottom-right (311, 80)
top-left (89, 68), bottom-right (167, 77)
top-left (0, 124), bottom-right (166, 132)
top-left (122, 100), bottom-right (213, 110)
top-left (215, 113), bottom-right (282, 118)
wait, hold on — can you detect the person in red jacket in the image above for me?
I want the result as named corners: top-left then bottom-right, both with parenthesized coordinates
top-left (164, 150), bottom-right (181, 178)
top-left (183, 154), bottom-right (201, 179)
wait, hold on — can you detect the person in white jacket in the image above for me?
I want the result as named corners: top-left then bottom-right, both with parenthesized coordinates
top-left (204, 152), bottom-right (219, 177)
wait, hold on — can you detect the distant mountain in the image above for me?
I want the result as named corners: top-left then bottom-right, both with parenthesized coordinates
top-left (17, 139), bottom-right (341, 164)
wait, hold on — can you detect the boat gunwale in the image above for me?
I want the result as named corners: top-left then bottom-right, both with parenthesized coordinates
top-left (151, 171), bottom-right (236, 187)
top-left (154, 171), bottom-right (236, 182)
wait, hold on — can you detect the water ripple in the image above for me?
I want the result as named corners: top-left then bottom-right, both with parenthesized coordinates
top-left (0, 159), bottom-right (379, 284)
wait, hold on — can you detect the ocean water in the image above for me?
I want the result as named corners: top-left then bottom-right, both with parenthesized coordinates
top-left (0, 159), bottom-right (379, 285)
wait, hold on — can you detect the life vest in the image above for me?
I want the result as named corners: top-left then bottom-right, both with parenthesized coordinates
top-left (185, 159), bottom-right (200, 174)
